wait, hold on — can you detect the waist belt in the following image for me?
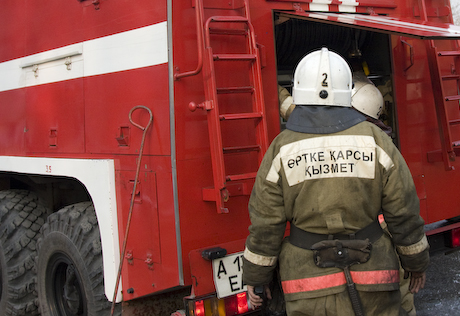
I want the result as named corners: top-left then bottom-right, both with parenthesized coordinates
top-left (289, 220), bottom-right (383, 250)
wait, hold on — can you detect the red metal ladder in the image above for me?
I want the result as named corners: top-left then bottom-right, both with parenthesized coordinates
top-left (421, 0), bottom-right (460, 170)
top-left (188, 0), bottom-right (269, 213)
top-left (425, 43), bottom-right (460, 170)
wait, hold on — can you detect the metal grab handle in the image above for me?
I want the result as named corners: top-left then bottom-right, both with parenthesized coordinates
top-left (129, 105), bottom-right (153, 131)
top-left (401, 38), bottom-right (414, 72)
top-left (174, 0), bottom-right (204, 80)
top-left (111, 105), bottom-right (153, 315)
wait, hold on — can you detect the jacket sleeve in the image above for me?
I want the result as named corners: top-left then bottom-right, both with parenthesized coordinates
top-left (278, 85), bottom-right (295, 121)
top-left (243, 143), bottom-right (287, 286)
top-left (379, 137), bottom-right (430, 273)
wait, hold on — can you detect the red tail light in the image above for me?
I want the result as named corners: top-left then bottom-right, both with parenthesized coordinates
top-left (186, 292), bottom-right (251, 316)
top-left (236, 292), bottom-right (249, 314)
top-left (451, 227), bottom-right (460, 247)
top-left (195, 300), bottom-right (205, 316)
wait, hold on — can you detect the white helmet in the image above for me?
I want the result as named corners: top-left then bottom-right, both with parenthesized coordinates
top-left (292, 47), bottom-right (352, 107)
top-left (351, 73), bottom-right (384, 119)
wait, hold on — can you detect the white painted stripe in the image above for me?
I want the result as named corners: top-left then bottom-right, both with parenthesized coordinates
top-left (310, 3), bottom-right (330, 11)
top-left (0, 58), bottom-right (23, 92)
top-left (339, 0), bottom-right (358, 12)
top-left (84, 22), bottom-right (168, 77)
top-left (244, 247), bottom-right (278, 266)
top-left (0, 22), bottom-right (168, 93)
top-left (0, 156), bottom-right (122, 302)
top-left (309, 0), bottom-right (357, 13)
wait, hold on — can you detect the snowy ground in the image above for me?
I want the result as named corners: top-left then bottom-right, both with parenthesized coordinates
top-left (414, 250), bottom-right (460, 315)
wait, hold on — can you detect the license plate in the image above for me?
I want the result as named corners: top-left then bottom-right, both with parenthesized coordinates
top-left (212, 252), bottom-right (247, 298)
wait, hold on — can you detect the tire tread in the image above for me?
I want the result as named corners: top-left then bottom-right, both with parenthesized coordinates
top-left (37, 202), bottom-right (115, 315)
top-left (0, 190), bottom-right (49, 316)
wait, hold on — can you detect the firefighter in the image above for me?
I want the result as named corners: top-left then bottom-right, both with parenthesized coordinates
top-left (350, 72), bottom-right (392, 137)
top-left (243, 47), bottom-right (429, 316)
top-left (278, 74), bottom-right (416, 316)
top-left (351, 75), bottom-right (416, 316)
top-left (279, 73), bottom-right (415, 315)
top-left (278, 84), bottom-right (295, 121)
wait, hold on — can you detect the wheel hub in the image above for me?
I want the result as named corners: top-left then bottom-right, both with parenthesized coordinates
top-left (47, 253), bottom-right (86, 316)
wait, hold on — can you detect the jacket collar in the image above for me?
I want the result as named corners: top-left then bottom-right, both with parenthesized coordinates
top-left (286, 106), bottom-right (365, 134)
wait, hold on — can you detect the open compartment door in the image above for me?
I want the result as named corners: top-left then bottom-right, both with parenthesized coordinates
top-left (275, 11), bottom-right (460, 170)
top-left (275, 11), bottom-right (460, 39)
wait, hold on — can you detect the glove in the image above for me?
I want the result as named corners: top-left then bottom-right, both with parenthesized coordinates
top-left (247, 285), bottom-right (272, 309)
top-left (404, 270), bottom-right (426, 294)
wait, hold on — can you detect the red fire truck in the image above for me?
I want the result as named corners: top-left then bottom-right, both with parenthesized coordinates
top-left (2, 0), bottom-right (460, 315)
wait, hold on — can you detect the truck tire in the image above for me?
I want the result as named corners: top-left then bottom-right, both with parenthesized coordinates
top-left (0, 189), bottom-right (50, 316)
top-left (36, 202), bottom-right (119, 316)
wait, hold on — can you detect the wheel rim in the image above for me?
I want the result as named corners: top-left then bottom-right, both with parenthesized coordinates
top-left (46, 253), bottom-right (87, 316)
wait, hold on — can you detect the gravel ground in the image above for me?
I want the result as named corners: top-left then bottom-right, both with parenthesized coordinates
top-left (414, 250), bottom-right (460, 315)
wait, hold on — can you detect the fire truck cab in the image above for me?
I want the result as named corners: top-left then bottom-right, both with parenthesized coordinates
top-left (2, 0), bottom-right (460, 315)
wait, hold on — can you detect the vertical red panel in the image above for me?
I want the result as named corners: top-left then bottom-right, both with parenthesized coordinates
top-left (25, 80), bottom-right (85, 153)
top-left (0, 0), bottom-right (27, 62)
top-left (0, 90), bottom-right (26, 155)
top-left (84, 66), bottom-right (170, 156)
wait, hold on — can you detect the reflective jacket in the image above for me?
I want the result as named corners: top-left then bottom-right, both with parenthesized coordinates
top-left (242, 106), bottom-right (429, 301)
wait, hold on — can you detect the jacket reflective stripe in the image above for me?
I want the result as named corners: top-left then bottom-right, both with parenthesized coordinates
top-left (264, 135), bottom-right (395, 185)
top-left (396, 235), bottom-right (429, 255)
top-left (282, 269), bottom-right (399, 294)
top-left (244, 247), bottom-right (278, 266)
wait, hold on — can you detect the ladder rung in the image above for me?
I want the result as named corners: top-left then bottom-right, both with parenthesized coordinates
top-left (210, 16), bottom-right (249, 23)
top-left (217, 86), bottom-right (254, 94)
top-left (220, 112), bottom-right (262, 120)
top-left (213, 54), bottom-right (256, 61)
top-left (209, 28), bottom-right (247, 36)
top-left (226, 172), bottom-right (257, 182)
top-left (223, 145), bottom-right (260, 154)
top-left (445, 95), bottom-right (460, 101)
top-left (438, 50), bottom-right (460, 57)
top-left (450, 119), bottom-right (460, 126)
top-left (442, 74), bottom-right (460, 80)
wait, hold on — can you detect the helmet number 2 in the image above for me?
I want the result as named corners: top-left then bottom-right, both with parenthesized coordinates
top-left (322, 73), bottom-right (328, 87)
